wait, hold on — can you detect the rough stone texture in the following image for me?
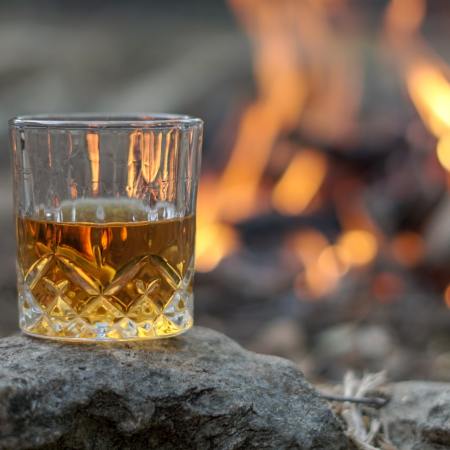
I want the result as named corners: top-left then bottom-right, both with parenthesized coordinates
top-left (0, 327), bottom-right (349, 450)
top-left (382, 381), bottom-right (450, 450)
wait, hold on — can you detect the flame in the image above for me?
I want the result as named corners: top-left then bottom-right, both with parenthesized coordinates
top-left (445, 285), bottom-right (450, 308)
top-left (196, 0), bottom-right (311, 270)
top-left (407, 63), bottom-right (450, 139)
top-left (196, 222), bottom-right (239, 273)
top-left (196, 0), bottom-right (361, 271)
top-left (407, 61), bottom-right (450, 174)
top-left (331, 178), bottom-right (381, 269)
top-left (292, 229), bottom-right (328, 265)
top-left (292, 227), bottom-right (377, 299)
top-left (214, 0), bottom-right (308, 222)
top-left (272, 150), bottom-right (327, 215)
top-left (336, 230), bottom-right (378, 267)
top-left (384, 0), bottom-right (450, 173)
top-left (292, 230), bottom-right (348, 299)
top-left (437, 135), bottom-right (450, 172)
top-left (384, 0), bottom-right (426, 37)
top-left (195, 176), bottom-right (240, 272)
top-left (86, 132), bottom-right (100, 196)
top-left (317, 245), bottom-right (349, 279)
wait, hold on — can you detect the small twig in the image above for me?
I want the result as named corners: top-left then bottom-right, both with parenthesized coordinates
top-left (320, 393), bottom-right (389, 408)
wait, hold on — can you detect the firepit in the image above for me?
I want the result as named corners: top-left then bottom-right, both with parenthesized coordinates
top-left (192, 0), bottom-right (450, 383)
top-left (0, 0), bottom-right (448, 386)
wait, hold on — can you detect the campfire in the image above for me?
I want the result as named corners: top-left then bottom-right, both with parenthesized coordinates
top-left (1, 2), bottom-right (450, 448)
top-left (194, 0), bottom-right (450, 381)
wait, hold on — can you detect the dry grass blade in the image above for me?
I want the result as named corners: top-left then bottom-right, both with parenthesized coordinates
top-left (322, 371), bottom-right (394, 450)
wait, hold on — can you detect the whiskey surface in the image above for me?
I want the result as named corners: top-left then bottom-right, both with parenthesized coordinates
top-left (16, 200), bottom-right (195, 340)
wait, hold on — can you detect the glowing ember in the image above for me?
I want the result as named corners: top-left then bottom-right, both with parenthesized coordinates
top-left (445, 285), bottom-right (450, 308)
top-left (272, 150), bottom-right (327, 215)
top-left (372, 272), bottom-right (404, 303)
top-left (294, 228), bottom-right (378, 299)
top-left (391, 231), bottom-right (425, 267)
top-left (317, 246), bottom-right (349, 279)
top-left (337, 230), bottom-right (378, 267)
top-left (437, 135), bottom-right (450, 172)
top-left (292, 231), bottom-right (348, 299)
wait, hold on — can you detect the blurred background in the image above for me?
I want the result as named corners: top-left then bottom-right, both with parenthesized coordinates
top-left (0, 0), bottom-right (449, 383)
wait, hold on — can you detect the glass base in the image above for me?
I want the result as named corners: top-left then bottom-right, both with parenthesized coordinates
top-left (18, 287), bottom-right (193, 342)
top-left (21, 322), bottom-right (192, 343)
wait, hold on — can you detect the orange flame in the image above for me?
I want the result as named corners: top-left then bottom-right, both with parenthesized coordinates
top-left (437, 135), bottom-right (450, 172)
top-left (407, 63), bottom-right (450, 139)
top-left (86, 132), bottom-right (100, 196)
top-left (331, 179), bottom-right (381, 269)
top-left (195, 0), bottom-right (311, 270)
top-left (272, 150), bottom-right (327, 215)
top-left (195, 176), bottom-right (240, 272)
top-left (384, 0), bottom-right (450, 174)
top-left (196, 222), bottom-right (239, 273)
top-left (196, 0), bottom-right (361, 271)
top-left (291, 230), bottom-right (348, 299)
top-left (216, 0), bottom-right (308, 222)
top-left (445, 284), bottom-right (450, 308)
top-left (293, 228), bottom-right (377, 300)
top-left (292, 229), bottom-right (328, 266)
top-left (336, 230), bottom-right (378, 267)
top-left (406, 59), bottom-right (450, 175)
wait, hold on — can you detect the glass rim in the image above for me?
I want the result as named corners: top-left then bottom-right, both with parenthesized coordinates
top-left (9, 113), bottom-right (203, 130)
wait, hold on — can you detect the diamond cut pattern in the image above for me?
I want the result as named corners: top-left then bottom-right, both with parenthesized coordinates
top-left (19, 245), bottom-right (193, 340)
top-left (81, 295), bottom-right (124, 324)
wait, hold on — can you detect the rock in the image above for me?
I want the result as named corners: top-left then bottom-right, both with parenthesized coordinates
top-left (0, 327), bottom-right (349, 450)
top-left (381, 381), bottom-right (450, 450)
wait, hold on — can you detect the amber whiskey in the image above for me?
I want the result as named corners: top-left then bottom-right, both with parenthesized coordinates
top-left (16, 199), bottom-right (195, 340)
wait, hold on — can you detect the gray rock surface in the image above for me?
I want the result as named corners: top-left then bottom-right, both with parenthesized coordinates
top-left (0, 327), bottom-right (349, 450)
top-left (382, 381), bottom-right (450, 450)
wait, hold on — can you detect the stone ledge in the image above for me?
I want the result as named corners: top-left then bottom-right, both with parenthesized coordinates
top-left (381, 381), bottom-right (450, 450)
top-left (0, 327), bottom-right (349, 450)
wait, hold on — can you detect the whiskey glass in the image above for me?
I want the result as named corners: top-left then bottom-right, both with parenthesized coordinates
top-left (10, 114), bottom-right (203, 341)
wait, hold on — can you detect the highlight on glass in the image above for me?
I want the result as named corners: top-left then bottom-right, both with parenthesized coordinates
top-left (10, 114), bottom-right (203, 341)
